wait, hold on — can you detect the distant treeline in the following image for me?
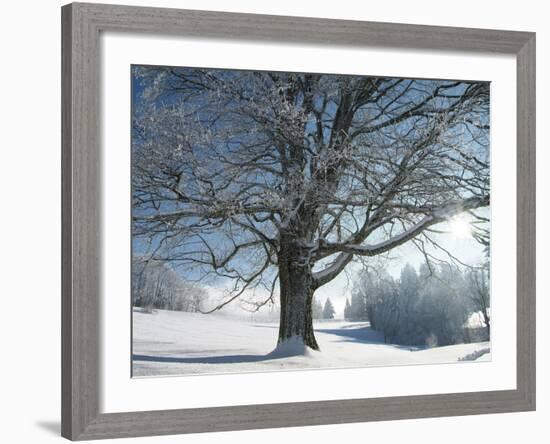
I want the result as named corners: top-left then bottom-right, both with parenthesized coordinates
top-left (344, 262), bottom-right (490, 347)
top-left (132, 258), bottom-right (207, 312)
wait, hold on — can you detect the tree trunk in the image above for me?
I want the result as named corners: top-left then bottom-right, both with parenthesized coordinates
top-left (483, 312), bottom-right (490, 337)
top-left (277, 240), bottom-right (319, 351)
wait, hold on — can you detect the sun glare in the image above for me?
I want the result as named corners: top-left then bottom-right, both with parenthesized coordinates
top-left (449, 215), bottom-right (472, 238)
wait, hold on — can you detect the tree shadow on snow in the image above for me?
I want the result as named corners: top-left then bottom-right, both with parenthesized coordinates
top-left (314, 326), bottom-right (423, 351)
top-left (133, 353), bottom-right (277, 364)
top-left (315, 326), bottom-right (385, 344)
top-left (251, 322), bottom-right (414, 349)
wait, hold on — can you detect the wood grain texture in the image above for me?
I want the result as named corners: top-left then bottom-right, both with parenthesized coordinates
top-left (515, 35), bottom-right (536, 410)
top-left (76, 2), bottom-right (531, 53)
top-left (61, 4), bottom-right (73, 438)
top-left (75, 389), bottom-right (532, 440)
top-left (62, 3), bottom-right (101, 439)
top-left (61, 2), bottom-right (536, 440)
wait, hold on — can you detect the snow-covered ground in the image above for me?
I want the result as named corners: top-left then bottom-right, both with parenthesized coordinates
top-left (132, 309), bottom-right (490, 377)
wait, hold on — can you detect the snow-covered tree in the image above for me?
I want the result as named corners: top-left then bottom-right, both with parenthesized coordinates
top-left (132, 257), bottom-right (208, 312)
top-left (348, 289), bottom-right (368, 321)
top-left (132, 66), bottom-right (490, 350)
top-left (359, 263), bottom-right (476, 346)
top-left (312, 297), bottom-right (323, 319)
top-left (466, 266), bottom-right (490, 335)
top-left (398, 263), bottom-right (420, 337)
top-left (344, 298), bottom-right (351, 320)
top-left (322, 298), bottom-right (336, 320)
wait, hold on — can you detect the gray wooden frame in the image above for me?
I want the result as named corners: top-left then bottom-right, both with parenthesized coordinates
top-left (61, 2), bottom-right (536, 440)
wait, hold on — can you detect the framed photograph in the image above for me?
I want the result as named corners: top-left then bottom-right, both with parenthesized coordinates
top-left (61, 2), bottom-right (535, 440)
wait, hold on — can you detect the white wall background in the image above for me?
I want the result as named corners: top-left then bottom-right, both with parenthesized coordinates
top-left (0, 1), bottom-right (545, 443)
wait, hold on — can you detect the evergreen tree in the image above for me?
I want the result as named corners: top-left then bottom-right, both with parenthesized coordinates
top-left (312, 297), bottom-right (323, 319)
top-left (349, 290), bottom-right (367, 321)
top-left (323, 298), bottom-right (336, 320)
top-left (344, 298), bottom-right (351, 320)
top-left (361, 262), bottom-right (475, 346)
top-left (398, 263), bottom-right (420, 335)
